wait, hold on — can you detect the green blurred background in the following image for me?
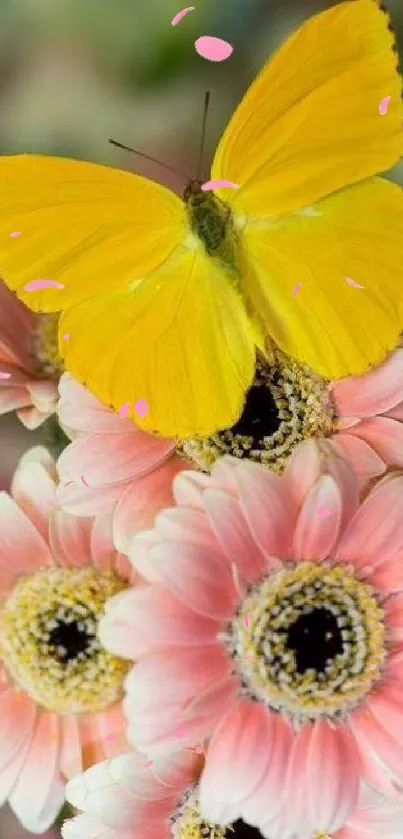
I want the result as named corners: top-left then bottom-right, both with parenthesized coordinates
top-left (1, 0), bottom-right (403, 833)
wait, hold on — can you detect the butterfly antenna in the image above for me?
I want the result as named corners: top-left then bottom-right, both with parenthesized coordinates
top-left (108, 139), bottom-right (191, 181)
top-left (196, 91), bottom-right (211, 180)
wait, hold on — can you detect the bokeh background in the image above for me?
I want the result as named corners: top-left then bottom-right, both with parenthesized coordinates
top-left (1, 0), bottom-right (403, 834)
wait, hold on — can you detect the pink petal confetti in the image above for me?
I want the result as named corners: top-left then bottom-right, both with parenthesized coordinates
top-left (81, 475), bottom-right (88, 487)
top-left (195, 745), bottom-right (204, 754)
top-left (134, 398), bottom-right (149, 418)
top-left (62, 333), bottom-right (69, 341)
top-left (195, 36), bottom-right (233, 62)
top-left (201, 179), bottom-right (239, 191)
top-left (171, 6), bottom-right (195, 25)
top-left (105, 734), bottom-right (114, 741)
top-left (0, 372), bottom-right (11, 379)
top-left (293, 282), bottom-right (302, 297)
top-left (144, 760), bottom-right (153, 767)
top-left (175, 728), bottom-right (185, 737)
top-left (243, 615), bottom-right (249, 628)
top-left (345, 276), bottom-right (365, 289)
top-left (379, 96), bottom-right (391, 115)
top-left (319, 507), bottom-right (330, 517)
top-left (119, 402), bottom-right (130, 418)
top-left (64, 480), bottom-right (75, 487)
top-left (9, 231), bottom-right (21, 238)
top-left (24, 279), bottom-right (64, 291)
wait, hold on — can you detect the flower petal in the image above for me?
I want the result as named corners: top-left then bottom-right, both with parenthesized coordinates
top-left (348, 417), bottom-right (403, 468)
top-left (293, 475), bottom-right (342, 561)
top-left (0, 492), bottom-right (52, 573)
top-left (202, 488), bottom-right (267, 581)
top-left (332, 434), bottom-right (386, 482)
top-left (8, 712), bottom-right (62, 832)
top-left (332, 349), bottom-right (403, 418)
top-left (49, 510), bottom-right (93, 567)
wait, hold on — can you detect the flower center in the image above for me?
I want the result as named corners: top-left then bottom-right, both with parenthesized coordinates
top-left (171, 788), bottom-right (264, 839)
top-left (222, 561), bottom-right (386, 722)
top-left (30, 313), bottom-right (64, 379)
top-left (179, 352), bottom-right (335, 471)
top-left (0, 567), bottom-right (129, 714)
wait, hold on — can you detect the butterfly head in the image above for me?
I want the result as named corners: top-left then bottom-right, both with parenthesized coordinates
top-left (183, 179), bottom-right (205, 205)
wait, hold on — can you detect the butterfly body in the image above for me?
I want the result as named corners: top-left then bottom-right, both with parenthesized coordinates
top-left (1, 0), bottom-right (403, 439)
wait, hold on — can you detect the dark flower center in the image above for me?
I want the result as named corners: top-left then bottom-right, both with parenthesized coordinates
top-left (48, 618), bottom-right (94, 662)
top-left (286, 607), bottom-right (343, 674)
top-left (231, 820), bottom-right (264, 839)
top-left (231, 384), bottom-right (280, 441)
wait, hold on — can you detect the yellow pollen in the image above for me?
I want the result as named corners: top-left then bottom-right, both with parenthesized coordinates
top-left (30, 313), bottom-right (64, 379)
top-left (224, 561), bottom-right (387, 722)
top-left (172, 788), bottom-right (230, 839)
top-left (0, 566), bottom-right (128, 714)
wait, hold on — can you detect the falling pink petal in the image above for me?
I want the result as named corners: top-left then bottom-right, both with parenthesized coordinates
top-left (62, 333), bottom-right (70, 341)
top-left (144, 760), bottom-right (153, 767)
top-left (244, 615), bottom-right (249, 628)
top-left (202, 179), bottom-right (239, 191)
top-left (0, 372), bottom-right (11, 379)
top-left (293, 282), bottom-right (302, 297)
top-left (64, 480), bottom-right (75, 487)
top-left (105, 734), bottom-right (114, 741)
top-left (195, 745), bottom-right (204, 754)
top-left (134, 398), bottom-right (149, 418)
top-left (345, 276), bottom-right (365, 289)
top-left (379, 96), bottom-right (391, 115)
top-left (81, 475), bottom-right (88, 487)
top-left (9, 231), bottom-right (21, 238)
top-left (119, 402), bottom-right (130, 418)
top-left (175, 729), bottom-right (185, 737)
top-left (319, 507), bottom-right (330, 517)
top-left (171, 6), bottom-right (195, 25)
top-left (24, 279), bottom-right (65, 291)
top-left (195, 36), bottom-right (233, 62)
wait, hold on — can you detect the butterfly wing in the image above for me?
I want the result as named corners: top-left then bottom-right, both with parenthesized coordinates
top-left (240, 177), bottom-right (403, 379)
top-left (211, 0), bottom-right (403, 379)
top-left (212, 0), bottom-right (403, 218)
top-left (58, 248), bottom-right (257, 438)
top-left (0, 155), bottom-right (185, 310)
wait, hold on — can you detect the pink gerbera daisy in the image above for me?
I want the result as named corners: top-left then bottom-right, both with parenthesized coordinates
top-left (0, 446), bottom-right (138, 833)
top-left (0, 280), bottom-right (60, 428)
top-left (56, 374), bottom-right (191, 553)
top-left (61, 750), bottom-right (403, 839)
top-left (180, 347), bottom-right (403, 484)
top-left (99, 440), bottom-right (403, 837)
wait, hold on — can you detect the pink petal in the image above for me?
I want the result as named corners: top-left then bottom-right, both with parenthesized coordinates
top-left (345, 277), bottom-right (365, 289)
top-left (240, 714), bottom-right (294, 826)
top-left (364, 550), bottom-right (403, 596)
top-left (90, 511), bottom-right (117, 573)
top-left (0, 387), bottom-right (32, 413)
top-left (232, 463), bottom-right (294, 562)
top-left (201, 179), bottom-right (239, 191)
top-left (49, 510), bottom-right (93, 567)
top-left (348, 417), bottom-right (403, 468)
top-left (11, 448), bottom-right (58, 541)
top-left (285, 720), bottom-right (360, 834)
top-left (60, 716), bottom-right (83, 780)
top-left (24, 279), bottom-right (64, 290)
top-left (135, 541), bottom-right (237, 619)
top-left (349, 701), bottom-right (403, 782)
top-left (8, 712), bottom-right (62, 832)
top-left (0, 690), bottom-right (37, 772)
top-left (332, 434), bottom-right (386, 482)
top-left (58, 374), bottom-right (126, 435)
top-left (195, 35), bottom-right (233, 62)
top-left (173, 470), bottom-right (214, 507)
top-left (0, 281), bottom-right (36, 368)
top-left (154, 507), bottom-right (220, 553)
top-left (293, 475), bottom-right (342, 561)
top-left (96, 705), bottom-right (130, 759)
top-left (0, 492), bottom-right (53, 573)
top-left (57, 479), bottom-right (124, 517)
top-left (58, 431), bottom-right (174, 487)
top-left (384, 592), bottom-right (403, 641)
top-left (112, 456), bottom-right (189, 554)
top-left (99, 585), bottom-right (219, 658)
top-left (332, 349), bottom-right (403, 418)
top-left (199, 700), bottom-right (277, 823)
top-left (335, 474), bottom-right (403, 569)
top-left (124, 645), bottom-right (229, 712)
top-left (171, 7), bottom-right (195, 26)
top-left (0, 730), bottom-right (35, 808)
top-left (202, 488), bottom-right (267, 582)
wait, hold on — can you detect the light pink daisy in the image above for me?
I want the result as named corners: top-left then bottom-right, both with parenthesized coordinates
top-left (61, 751), bottom-right (403, 839)
top-left (62, 750), bottom-right (203, 839)
top-left (0, 446), bottom-right (138, 833)
top-left (99, 440), bottom-right (403, 837)
top-left (180, 347), bottom-right (403, 486)
top-left (56, 374), bottom-right (192, 553)
top-left (0, 280), bottom-right (60, 429)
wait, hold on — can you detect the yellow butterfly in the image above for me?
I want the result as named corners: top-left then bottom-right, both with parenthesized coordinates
top-left (1, 0), bottom-right (403, 439)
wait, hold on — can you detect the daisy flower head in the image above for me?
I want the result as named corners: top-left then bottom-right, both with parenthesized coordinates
top-left (100, 440), bottom-right (403, 838)
top-left (0, 280), bottom-right (60, 429)
top-left (180, 345), bottom-right (403, 485)
top-left (56, 374), bottom-right (192, 553)
top-left (61, 751), bottom-right (403, 839)
top-left (0, 446), bottom-right (138, 833)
